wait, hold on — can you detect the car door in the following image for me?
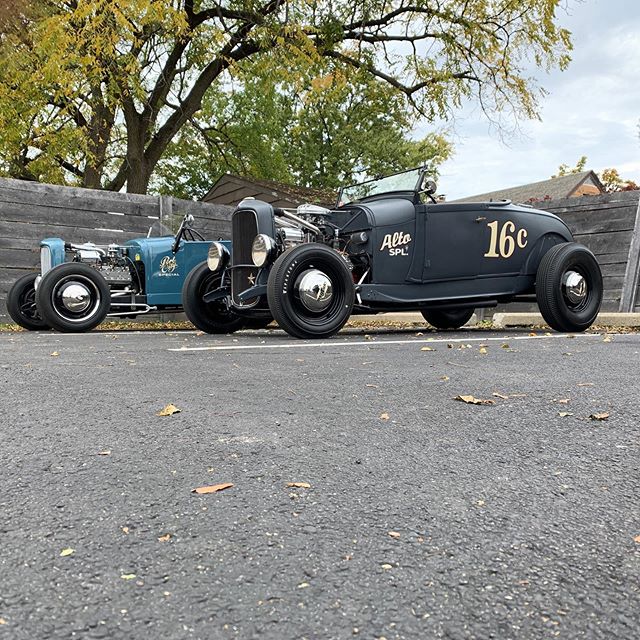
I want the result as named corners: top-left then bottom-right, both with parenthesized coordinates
top-left (419, 203), bottom-right (486, 282)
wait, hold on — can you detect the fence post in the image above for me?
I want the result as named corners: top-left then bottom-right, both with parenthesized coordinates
top-left (619, 196), bottom-right (640, 312)
top-left (159, 195), bottom-right (173, 230)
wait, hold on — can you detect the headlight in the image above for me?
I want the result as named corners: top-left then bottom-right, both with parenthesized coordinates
top-left (207, 242), bottom-right (229, 272)
top-left (251, 234), bottom-right (276, 267)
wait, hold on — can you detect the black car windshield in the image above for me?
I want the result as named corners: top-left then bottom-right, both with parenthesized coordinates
top-left (339, 167), bottom-right (425, 205)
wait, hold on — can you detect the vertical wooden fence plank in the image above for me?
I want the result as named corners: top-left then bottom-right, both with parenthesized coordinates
top-left (619, 197), bottom-right (640, 312)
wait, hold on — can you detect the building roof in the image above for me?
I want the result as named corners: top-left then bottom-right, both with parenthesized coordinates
top-left (202, 174), bottom-right (336, 208)
top-left (452, 170), bottom-right (605, 203)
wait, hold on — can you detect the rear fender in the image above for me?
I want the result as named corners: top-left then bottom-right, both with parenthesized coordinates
top-left (520, 233), bottom-right (571, 277)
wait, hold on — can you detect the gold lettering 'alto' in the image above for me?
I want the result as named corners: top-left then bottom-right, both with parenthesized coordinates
top-left (380, 231), bottom-right (412, 256)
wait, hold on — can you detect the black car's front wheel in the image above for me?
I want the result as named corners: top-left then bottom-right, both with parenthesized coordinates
top-left (6, 273), bottom-right (50, 330)
top-left (422, 308), bottom-right (474, 330)
top-left (35, 263), bottom-right (110, 332)
top-left (267, 244), bottom-right (355, 339)
top-left (536, 242), bottom-right (603, 332)
top-left (182, 262), bottom-right (245, 334)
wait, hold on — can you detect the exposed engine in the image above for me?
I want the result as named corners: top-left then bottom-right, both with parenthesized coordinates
top-left (66, 242), bottom-right (135, 288)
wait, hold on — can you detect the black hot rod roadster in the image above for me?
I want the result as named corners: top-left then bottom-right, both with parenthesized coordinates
top-left (182, 166), bottom-right (603, 338)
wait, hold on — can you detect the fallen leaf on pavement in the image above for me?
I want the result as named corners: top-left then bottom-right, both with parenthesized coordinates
top-left (60, 548), bottom-right (74, 557)
top-left (492, 392), bottom-right (509, 399)
top-left (365, 384), bottom-right (378, 388)
top-left (50, 352), bottom-right (59, 357)
top-left (421, 346), bottom-right (435, 351)
top-left (157, 404), bottom-right (181, 417)
top-left (634, 535), bottom-right (640, 543)
top-left (501, 343), bottom-right (510, 349)
top-left (388, 531), bottom-right (401, 539)
top-left (121, 527), bottom-right (129, 534)
top-left (297, 582), bottom-right (310, 589)
top-left (479, 347), bottom-right (488, 354)
top-left (380, 412), bottom-right (390, 420)
top-left (192, 483), bottom-right (233, 494)
top-left (121, 574), bottom-right (136, 580)
top-left (0, 618), bottom-right (6, 625)
top-left (439, 375), bottom-right (449, 381)
top-left (158, 533), bottom-right (171, 542)
top-left (286, 482), bottom-right (310, 489)
top-left (97, 450), bottom-right (111, 456)
top-left (558, 412), bottom-right (573, 417)
top-left (590, 412), bottom-right (610, 421)
top-left (603, 335), bottom-right (612, 343)
top-left (455, 395), bottom-right (495, 406)
top-left (381, 563), bottom-right (393, 570)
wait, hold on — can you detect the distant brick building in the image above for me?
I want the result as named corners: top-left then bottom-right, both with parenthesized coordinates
top-left (203, 174), bottom-right (336, 208)
top-left (453, 170), bottom-right (605, 204)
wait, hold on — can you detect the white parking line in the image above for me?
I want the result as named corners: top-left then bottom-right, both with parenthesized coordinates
top-left (168, 333), bottom-right (601, 352)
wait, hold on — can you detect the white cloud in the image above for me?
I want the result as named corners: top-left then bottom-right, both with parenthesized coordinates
top-left (427, 1), bottom-right (640, 200)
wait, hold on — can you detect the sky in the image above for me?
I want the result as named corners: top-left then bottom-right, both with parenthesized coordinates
top-left (427, 0), bottom-right (640, 200)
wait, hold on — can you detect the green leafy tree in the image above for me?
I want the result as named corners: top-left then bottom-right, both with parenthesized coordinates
top-left (553, 157), bottom-right (639, 192)
top-left (153, 62), bottom-right (452, 198)
top-left (0, 0), bottom-right (573, 194)
top-left (553, 156), bottom-right (587, 177)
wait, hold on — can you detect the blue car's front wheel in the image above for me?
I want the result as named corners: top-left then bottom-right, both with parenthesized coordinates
top-left (182, 262), bottom-right (245, 334)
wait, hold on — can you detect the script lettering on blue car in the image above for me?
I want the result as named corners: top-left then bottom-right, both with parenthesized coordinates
top-left (159, 256), bottom-right (179, 276)
top-left (380, 231), bottom-right (412, 256)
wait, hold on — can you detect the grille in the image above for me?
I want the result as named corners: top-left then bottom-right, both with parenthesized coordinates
top-left (231, 209), bottom-right (259, 306)
top-left (40, 246), bottom-right (52, 275)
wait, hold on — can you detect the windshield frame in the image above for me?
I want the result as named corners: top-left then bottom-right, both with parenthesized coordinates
top-left (337, 166), bottom-right (428, 206)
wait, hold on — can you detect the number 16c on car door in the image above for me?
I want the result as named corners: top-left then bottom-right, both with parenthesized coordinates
top-left (484, 220), bottom-right (528, 259)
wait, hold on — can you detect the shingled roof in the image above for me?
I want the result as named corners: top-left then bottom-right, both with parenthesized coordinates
top-left (452, 170), bottom-right (605, 203)
top-left (202, 174), bottom-right (336, 208)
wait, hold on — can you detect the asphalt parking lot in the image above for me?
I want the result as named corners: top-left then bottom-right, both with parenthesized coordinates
top-left (1, 327), bottom-right (639, 639)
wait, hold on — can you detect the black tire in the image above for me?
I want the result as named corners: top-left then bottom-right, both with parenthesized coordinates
top-left (6, 273), bottom-right (50, 330)
top-left (536, 242), bottom-right (603, 332)
top-left (267, 243), bottom-right (355, 339)
top-left (35, 263), bottom-right (110, 332)
top-left (182, 262), bottom-right (244, 334)
top-left (421, 308), bottom-right (474, 330)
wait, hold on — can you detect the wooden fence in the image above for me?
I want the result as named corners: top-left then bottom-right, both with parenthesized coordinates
top-left (0, 179), bottom-right (639, 320)
top-left (536, 190), bottom-right (640, 312)
top-left (0, 177), bottom-right (232, 319)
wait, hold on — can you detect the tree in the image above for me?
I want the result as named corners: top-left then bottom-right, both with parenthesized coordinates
top-left (0, 0), bottom-right (573, 194)
top-left (599, 168), bottom-right (639, 192)
top-left (553, 157), bottom-right (639, 192)
top-left (553, 156), bottom-right (587, 177)
top-left (152, 62), bottom-right (453, 199)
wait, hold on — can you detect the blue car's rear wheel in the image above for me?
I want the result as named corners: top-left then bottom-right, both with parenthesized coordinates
top-left (536, 242), bottom-right (603, 332)
top-left (182, 262), bottom-right (245, 334)
top-left (35, 263), bottom-right (110, 332)
top-left (7, 273), bottom-right (50, 330)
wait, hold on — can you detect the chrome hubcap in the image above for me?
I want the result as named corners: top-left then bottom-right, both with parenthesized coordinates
top-left (297, 269), bottom-right (333, 312)
top-left (60, 283), bottom-right (92, 312)
top-left (562, 270), bottom-right (587, 305)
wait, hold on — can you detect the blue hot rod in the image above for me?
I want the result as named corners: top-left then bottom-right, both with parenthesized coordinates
top-left (7, 214), bottom-right (232, 332)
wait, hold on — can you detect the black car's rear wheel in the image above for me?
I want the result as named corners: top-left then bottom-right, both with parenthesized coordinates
top-left (267, 244), bottom-right (355, 339)
top-left (536, 242), bottom-right (602, 332)
top-left (7, 273), bottom-right (50, 330)
top-left (422, 308), bottom-right (474, 330)
top-left (35, 263), bottom-right (110, 332)
top-left (182, 261), bottom-right (245, 334)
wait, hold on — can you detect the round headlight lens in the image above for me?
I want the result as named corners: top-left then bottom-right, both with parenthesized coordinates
top-left (207, 242), bottom-right (228, 272)
top-left (251, 234), bottom-right (275, 267)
